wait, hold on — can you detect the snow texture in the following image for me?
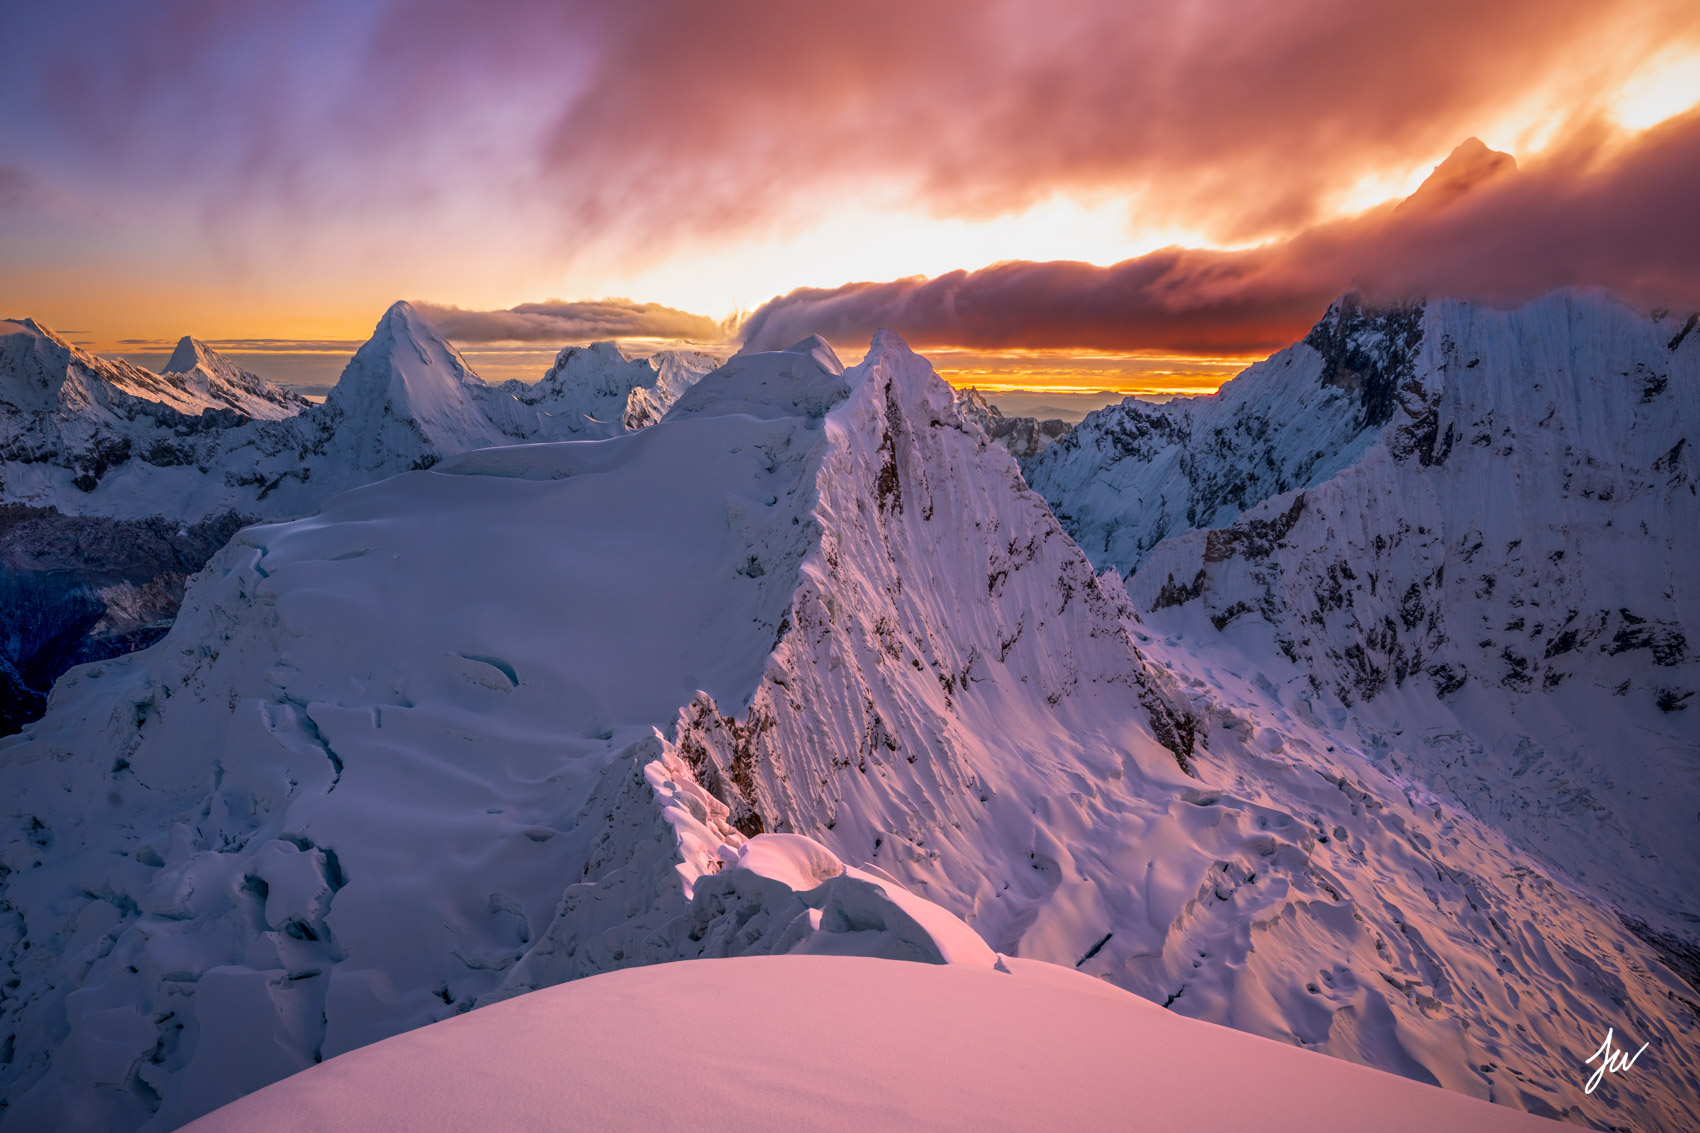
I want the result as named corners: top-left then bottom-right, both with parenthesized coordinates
top-left (0, 302), bottom-right (1696, 1131)
top-left (184, 955), bottom-right (1566, 1133)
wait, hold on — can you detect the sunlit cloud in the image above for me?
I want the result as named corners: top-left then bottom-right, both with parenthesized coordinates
top-left (4, 0), bottom-right (1697, 365)
top-left (1612, 49), bottom-right (1700, 130)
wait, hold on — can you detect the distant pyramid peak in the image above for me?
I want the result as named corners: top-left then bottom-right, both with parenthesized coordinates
top-left (162, 335), bottom-right (215, 374)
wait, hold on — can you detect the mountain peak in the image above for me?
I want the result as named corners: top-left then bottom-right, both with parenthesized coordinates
top-left (1401, 137), bottom-right (1516, 212)
top-left (161, 335), bottom-right (213, 375)
top-left (323, 301), bottom-right (509, 465)
top-left (781, 334), bottom-right (845, 376)
top-left (12, 317), bottom-right (72, 348)
top-left (157, 335), bottom-right (306, 420)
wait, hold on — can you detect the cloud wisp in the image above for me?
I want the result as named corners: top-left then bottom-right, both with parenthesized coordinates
top-left (413, 298), bottom-right (732, 345)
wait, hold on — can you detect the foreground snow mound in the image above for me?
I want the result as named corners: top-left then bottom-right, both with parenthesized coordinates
top-left (184, 956), bottom-right (1564, 1133)
top-left (2, 326), bottom-right (1695, 1130)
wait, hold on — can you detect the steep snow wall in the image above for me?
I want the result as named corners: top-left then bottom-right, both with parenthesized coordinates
top-left (1029, 291), bottom-right (1700, 949)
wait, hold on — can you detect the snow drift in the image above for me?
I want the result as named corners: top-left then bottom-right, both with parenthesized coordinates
top-left (184, 955), bottom-right (1566, 1133)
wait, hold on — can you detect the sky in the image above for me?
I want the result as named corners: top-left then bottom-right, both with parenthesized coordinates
top-left (2, 0), bottom-right (1698, 398)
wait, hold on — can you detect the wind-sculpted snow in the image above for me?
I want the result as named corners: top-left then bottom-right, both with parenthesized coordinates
top-left (2, 317), bottom-right (1697, 1130)
top-left (181, 956), bottom-right (1566, 1133)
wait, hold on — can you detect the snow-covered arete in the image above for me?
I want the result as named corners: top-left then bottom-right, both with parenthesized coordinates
top-left (0, 315), bottom-right (1695, 1131)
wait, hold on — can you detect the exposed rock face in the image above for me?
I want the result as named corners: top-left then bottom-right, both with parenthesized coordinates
top-left (1027, 290), bottom-right (1700, 1020)
top-left (0, 505), bottom-right (253, 734)
top-left (952, 387), bottom-right (1070, 460)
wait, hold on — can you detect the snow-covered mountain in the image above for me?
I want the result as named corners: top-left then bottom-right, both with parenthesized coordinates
top-left (0, 306), bottom-right (721, 735)
top-left (1025, 290), bottom-right (1700, 955)
top-left (2, 321), bottom-right (1695, 1131)
top-left (0, 302), bottom-right (721, 522)
top-left (159, 339), bottom-right (310, 422)
top-left (0, 307), bottom-right (1039, 535)
top-left (952, 387), bottom-right (1069, 459)
top-left (497, 339), bottom-right (723, 435)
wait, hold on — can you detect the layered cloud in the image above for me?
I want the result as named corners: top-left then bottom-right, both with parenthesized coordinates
top-left (414, 299), bottom-right (731, 344)
top-left (8, 1), bottom-right (1699, 261)
top-left (741, 114), bottom-right (1700, 355)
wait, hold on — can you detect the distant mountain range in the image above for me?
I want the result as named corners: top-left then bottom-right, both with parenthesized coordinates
top-left (0, 306), bottom-right (721, 733)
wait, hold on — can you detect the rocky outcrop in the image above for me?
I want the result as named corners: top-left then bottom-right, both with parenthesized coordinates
top-left (952, 387), bottom-right (1070, 460)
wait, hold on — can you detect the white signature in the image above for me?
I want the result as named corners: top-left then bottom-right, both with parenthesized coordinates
top-left (1584, 1028), bottom-right (1650, 1094)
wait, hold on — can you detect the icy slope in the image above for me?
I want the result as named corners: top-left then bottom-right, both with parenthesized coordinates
top-left (1, 327), bottom-right (1695, 1130)
top-left (185, 956), bottom-right (1564, 1133)
top-left (0, 339), bottom-right (840, 1129)
top-left (1028, 291), bottom-right (1700, 946)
